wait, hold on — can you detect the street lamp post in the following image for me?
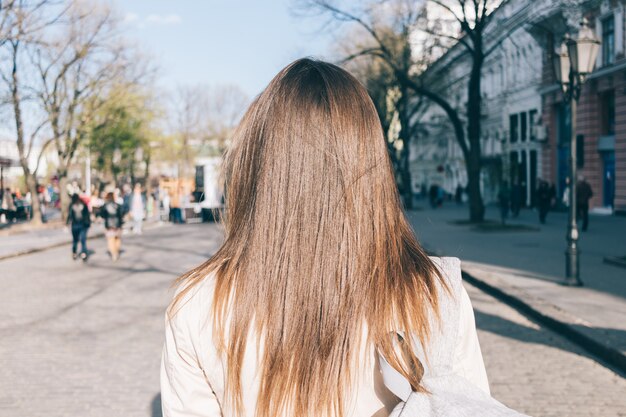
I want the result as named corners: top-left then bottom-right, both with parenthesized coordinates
top-left (553, 18), bottom-right (600, 286)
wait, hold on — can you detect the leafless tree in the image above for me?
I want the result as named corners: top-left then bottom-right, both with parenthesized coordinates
top-left (0, 0), bottom-right (64, 224)
top-left (296, 0), bottom-right (505, 221)
top-left (171, 83), bottom-right (248, 179)
top-left (30, 0), bottom-right (146, 218)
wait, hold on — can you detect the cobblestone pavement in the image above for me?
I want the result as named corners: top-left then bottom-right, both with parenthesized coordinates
top-left (1, 222), bottom-right (625, 417)
top-left (0, 223), bottom-right (223, 417)
top-left (468, 282), bottom-right (626, 417)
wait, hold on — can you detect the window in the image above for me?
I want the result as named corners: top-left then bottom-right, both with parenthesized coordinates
top-left (529, 109), bottom-right (538, 140)
top-left (602, 91), bottom-right (615, 135)
top-left (602, 15), bottom-right (615, 66)
top-left (520, 112), bottom-right (527, 142)
top-left (577, 134), bottom-right (585, 168)
top-left (510, 114), bottom-right (519, 143)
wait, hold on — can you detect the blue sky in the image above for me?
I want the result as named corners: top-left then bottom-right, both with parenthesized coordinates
top-left (117, 0), bottom-right (335, 97)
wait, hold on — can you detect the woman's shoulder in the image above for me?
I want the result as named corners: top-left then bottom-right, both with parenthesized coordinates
top-left (167, 271), bottom-right (218, 332)
top-left (428, 256), bottom-right (463, 290)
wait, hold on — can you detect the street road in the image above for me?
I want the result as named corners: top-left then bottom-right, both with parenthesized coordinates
top-left (0, 222), bottom-right (624, 417)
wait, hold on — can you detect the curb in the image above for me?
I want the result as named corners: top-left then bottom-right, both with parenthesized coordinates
top-left (461, 269), bottom-right (626, 379)
top-left (603, 256), bottom-right (626, 269)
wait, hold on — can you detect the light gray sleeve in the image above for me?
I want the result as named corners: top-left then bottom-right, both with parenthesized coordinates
top-left (161, 300), bottom-right (222, 417)
top-left (452, 284), bottom-right (491, 395)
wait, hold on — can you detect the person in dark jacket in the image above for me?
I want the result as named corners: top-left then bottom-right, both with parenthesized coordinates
top-left (101, 192), bottom-right (124, 261)
top-left (536, 180), bottom-right (551, 224)
top-left (510, 181), bottom-right (522, 218)
top-left (67, 193), bottom-right (90, 260)
top-left (576, 177), bottom-right (593, 231)
top-left (497, 181), bottom-right (511, 225)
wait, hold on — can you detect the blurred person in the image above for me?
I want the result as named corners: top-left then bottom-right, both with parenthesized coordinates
top-left (160, 59), bottom-right (525, 417)
top-left (562, 177), bottom-right (571, 208)
top-left (161, 188), bottom-right (171, 223)
top-left (536, 180), bottom-right (551, 224)
top-left (66, 193), bottom-right (90, 261)
top-left (497, 181), bottom-right (511, 225)
top-left (170, 185), bottom-right (183, 224)
top-left (129, 183), bottom-right (146, 234)
top-left (548, 182), bottom-right (557, 209)
top-left (24, 191), bottom-right (32, 220)
top-left (510, 181), bottom-right (522, 217)
top-left (455, 184), bottom-right (463, 205)
top-left (576, 176), bottom-right (593, 231)
top-left (147, 192), bottom-right (155, 219)
top-left (101, 192), bottom-right (123, 261)
top-left (114, 187), bottom-right (124, 205)
top-left (38, 184), bottom-right (48, 218)
top-left (437, 185), bottom-right (445, 206)
top-left (120, 183), bottom-right (132, 216)
top-left (66, 180), bottom-right (81, 197)
top-left (1, 187), bottom-right (16, 223)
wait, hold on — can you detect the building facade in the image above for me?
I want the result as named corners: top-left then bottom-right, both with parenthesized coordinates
top-left (412, 0), bottom-right (547, 204)
top-left (535, 0), bottom-right (626, 214)
top-left (414, 0), bottom-right (626, 214)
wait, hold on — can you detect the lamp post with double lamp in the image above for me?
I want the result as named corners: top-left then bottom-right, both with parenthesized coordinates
top-left (553, 18), bottom-right (600, 286)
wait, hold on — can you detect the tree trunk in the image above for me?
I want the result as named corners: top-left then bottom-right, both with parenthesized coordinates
top-left (400, 145), bottom-right (413, 210)
top-left (398, 88), bottom-right (414, 210)
top-left (466, 50), bottom-right (485, 222)
top-left (58, 173), bottom-right (70, 222)
top-left (25, 173), bottom-right (43, 225)
top-left (10, 41), bottom-right (43, 225)
top-left (144, 150), bottom-right (152, 196)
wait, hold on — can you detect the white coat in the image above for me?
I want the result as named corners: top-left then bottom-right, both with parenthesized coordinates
top-left (161, 257), bottom-right (489, 417)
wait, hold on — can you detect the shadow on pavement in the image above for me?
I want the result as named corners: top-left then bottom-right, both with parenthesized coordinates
top-left (474, 308), bottom-right (626, 376)
top-left (151, 393), bottom-right (162, 417)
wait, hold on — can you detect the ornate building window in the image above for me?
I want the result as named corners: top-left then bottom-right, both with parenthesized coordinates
top-left (602, 15), bottom-right (615, 66)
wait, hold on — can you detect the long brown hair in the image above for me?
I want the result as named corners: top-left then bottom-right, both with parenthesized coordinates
top-left (171, 58), bottom-right (444, 417)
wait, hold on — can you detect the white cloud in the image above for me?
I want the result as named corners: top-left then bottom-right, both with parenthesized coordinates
top-left (144, 13), bottom-right (182, 25)
top-left (123, 13), bottom-right (182, 28)
top-left (123, 12), bottom-right (139, 24)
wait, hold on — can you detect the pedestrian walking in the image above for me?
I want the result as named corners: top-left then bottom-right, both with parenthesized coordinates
top-left (548, 182), bottom-right (557, 209)
top-left (576, 176), bottom-right (593, 231)
top-left (498, 181), bottom-right (511, 224)
top-left (66, 193), bottom-right (90, 261)
top-left (455, 184), bottom-right (463, 205)
top-left (170, 186), bottom-right (184, 224)
top-left (161, 59), bottom-right (525, 417)
top-left (562, 177), bottom-right (571, 208)
top-left (536, 180), bottom-right (551, 224)
top-left (161, 189), bottom-right (171, 222)
top-left (129, 183), bottom-right (146, 234)
top-left (1, 187), bottom-right (16, 223)
top-left (510, 181), bottom-right (522, 217)
top-left (429, 184), bottom-right (439, 208)
top-left (101, 192), bottom-right (123, 261)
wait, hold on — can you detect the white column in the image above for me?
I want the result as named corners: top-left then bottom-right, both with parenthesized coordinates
top-left (616, 6), bottom-right (624, 57)
top-left (596, 17), bottom-right (604, 68)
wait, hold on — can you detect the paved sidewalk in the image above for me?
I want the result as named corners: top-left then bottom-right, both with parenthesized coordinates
top-left (406, 202), bottom-right (626, 369)
top-left (0, 224), bottom-right (106, 260)
top-left (0, 219), bottom-right (170, 260)
top-left (467, 282), bottom-right (626, 417)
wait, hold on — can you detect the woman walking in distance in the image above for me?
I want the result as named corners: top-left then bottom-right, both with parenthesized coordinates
top-left (66, 193), bottom-right (90, 261)
top-left (161, 59), bottom-right (510, 417)
top-left (102, 192), bottom-right (123, 261)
